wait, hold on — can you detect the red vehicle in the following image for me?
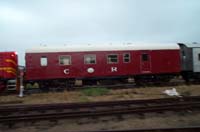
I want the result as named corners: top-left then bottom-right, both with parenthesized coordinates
top-left (25, 43), bottom-right (181, 89)
top-left (0, 52), bottom-right (18, 91)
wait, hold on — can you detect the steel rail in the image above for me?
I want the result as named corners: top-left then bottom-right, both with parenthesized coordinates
top-left (1, 96), bottom-right (200, 113)
top-left (69, 126), bottom-right (200, 132)
top-left (26, 82), bottom-right (184, 93)
top-left (1, 102), bottom-right (200, 123)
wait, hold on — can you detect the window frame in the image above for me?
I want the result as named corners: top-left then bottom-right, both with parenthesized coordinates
top-left (123, 53), bottom-right (131, 63)
top-left (142, 53), bottom-right (149, 61)
top-left (84, 54), bottom-right (96, 64)
top-left (59, 55), bottom-right (72, 66)
top-left (107, 54), bottom-right (118, 64)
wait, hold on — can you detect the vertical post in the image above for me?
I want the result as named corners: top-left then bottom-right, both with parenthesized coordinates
top-left (18, 67), bottom-right (24, 97)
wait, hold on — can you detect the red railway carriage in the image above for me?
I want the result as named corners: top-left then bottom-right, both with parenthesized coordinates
top-left (25, 43), bottom-right (181, 87)
top-left (0, 51), bottom-right (18, 91)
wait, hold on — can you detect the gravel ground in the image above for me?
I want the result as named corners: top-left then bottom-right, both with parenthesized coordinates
top-left (0, 84), bottom-right (200, 104)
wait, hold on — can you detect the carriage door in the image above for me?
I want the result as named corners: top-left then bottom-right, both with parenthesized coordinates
top-left (140, 52), bottom-right (151, 73)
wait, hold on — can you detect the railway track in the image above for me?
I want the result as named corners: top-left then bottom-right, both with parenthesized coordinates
top-left (24, 81), bottom-right (185, 94)
top-left (73, 126), bottom-right (200, 132)
top-left (3, 77), bottom-right (186, 95)
top-left (3, 77), bottom-right (198, 95)
top-left (1, 96), bottom-right (200, 124)
top-left (2, 83), bottom-right (138, 95)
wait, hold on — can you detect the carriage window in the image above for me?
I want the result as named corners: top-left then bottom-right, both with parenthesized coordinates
top-left (40, 56), bottom-right (47, 66)
top-left (198, 54), bottom-right (200, 61)
top-left (59, 55), bottom-right (71, 65)
top-left (107, 54), bottom-right (118, 64)
top-left (84, 55), bottom-right (96, 64)
top-left (123, 53), bottom-right (130, 63)
top-left (142, 54), bottom-right (149, 61)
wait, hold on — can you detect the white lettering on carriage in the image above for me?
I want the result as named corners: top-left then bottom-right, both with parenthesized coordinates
top-left (111, 67), bottom-right (117, 72)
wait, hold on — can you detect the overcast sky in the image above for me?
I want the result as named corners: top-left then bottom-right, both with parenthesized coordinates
top-left (0, 0), bottom-right (200, 65)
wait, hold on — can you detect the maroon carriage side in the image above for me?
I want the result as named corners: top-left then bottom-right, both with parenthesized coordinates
top-left (25, 43), bottom-right (181, 89)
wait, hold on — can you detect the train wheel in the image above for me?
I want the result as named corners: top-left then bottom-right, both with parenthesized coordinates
top-left (181, 72), bottom-right (191, 84)
top-left (98, 79), bottom-right (115, 85)
top-left (39, 81), bottom-right (50, 92)
top-left (134, 77), bottom-right (143, 86)
top-left (82, 80), bottom-right (97, 85)
top-left (66, 79), bottom-right (75, 91)
top-left (134, 75), bottom-right (173, 86)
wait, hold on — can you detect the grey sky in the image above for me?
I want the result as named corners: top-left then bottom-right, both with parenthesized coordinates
top-left (0, 0), bottom-right (200, 65)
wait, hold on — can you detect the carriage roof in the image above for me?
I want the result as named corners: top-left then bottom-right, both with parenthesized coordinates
top-left (26, 43), bottom-right (180, 53)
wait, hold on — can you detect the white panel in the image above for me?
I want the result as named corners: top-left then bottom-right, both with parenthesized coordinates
top-left (193, 48), bottom-right (200, 72)
top-left (26, 43), bottom-right (180, 53)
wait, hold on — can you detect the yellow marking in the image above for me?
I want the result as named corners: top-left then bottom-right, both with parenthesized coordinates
top-left (0, 67), bottom-right (17, 75)
top-left (5, 70), bottom-right (16, 75)
top-left (5, 59), bottom-right (17, 66)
